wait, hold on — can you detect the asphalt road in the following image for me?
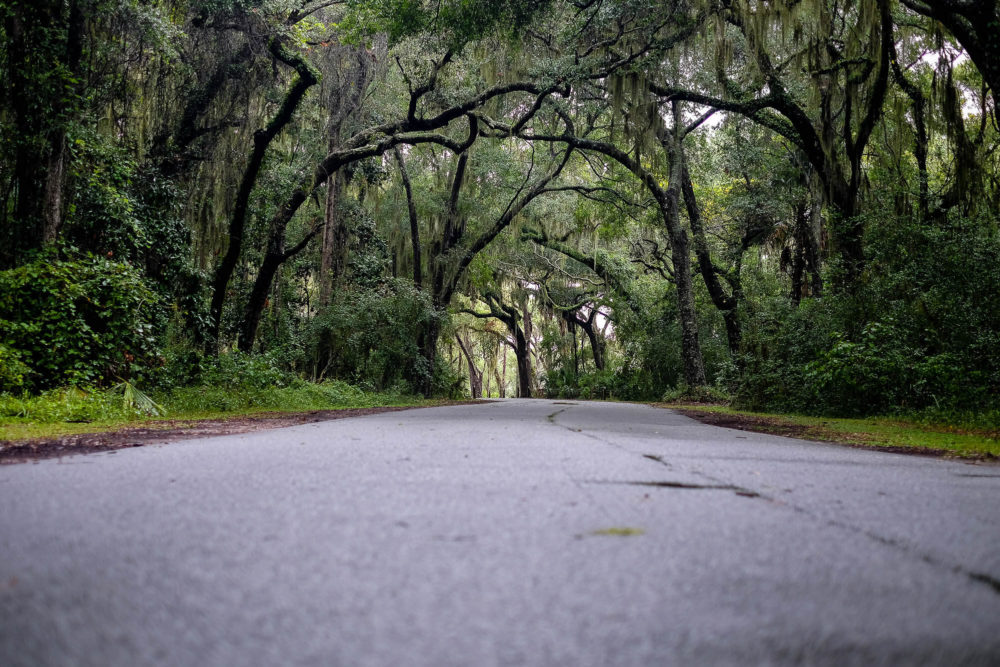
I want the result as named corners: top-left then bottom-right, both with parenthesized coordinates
top-left (1, 399), bottom-right (999, 666)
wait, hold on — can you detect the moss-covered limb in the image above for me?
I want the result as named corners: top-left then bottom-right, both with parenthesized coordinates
top-left (890, 43), bottom-right (930, 219)
top-left (523, 226), bottom-right (644, 316)
top-left (208, 35), bottom-right (320, 347)
top-left (247, 81), bottom-right (560, 346)
top-left (430, 151), bottom-right (471, 305)
top-left (647, 83), bottom-right (806, 153)
top-left (900, 0), bottom-right (1000, 114)
top-left (442, 141), bottom-right (573, 308)
top-left (652, 0), bottom-right (894, 285)
top-left (392, 147), bottom-right (422, 289)
top-left (660, 111), bottom-right (742, 359)
top-left (239, 118), bottom-right (481, 353)
top-left (520, 116), bottom-right (706, 385)
top-left (522, 122), bottom-right (706, 387)
top-left (560, 307), bottom-right (606, 371)
top-left (405, 50), bottom-right (454, 124)
top-left (152, 41), bottom-right (255, 174)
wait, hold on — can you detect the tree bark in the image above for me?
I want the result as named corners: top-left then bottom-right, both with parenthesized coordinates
top-left (675, 143), bottom-right (741, 359)
top-left (522, 228), bottom-right (644, 314)
top-left (513, 325), bottom-right (532, 398)
top-left (1, 0), bottom-right (81, 266)
top-left (651, 0), bottom-right (893, 288)
top-left (413, 125), bottom-right (569, 396)
top-left (463, 294), bottom-right (534, 398)
top-left (562, 309), bottom-right (605, 371)
top-left (317, 44), bottom-right (376, 306)
top-left (209, 36), bottom-right (319, 348)
top-left (455, 332), bottom-right (483, 398)
top-left (580, 311), bottom-right (605, 371)
top-left (891, 46), bottom-right (930, 220)
top-left (237, 216), bottom-right (323, 351)
top-left (319, 169), bottom-right (346, 306)
top-left (499, 349), bottom-right (507, 398)
top-left (393, 147), bottom-right (422, 289)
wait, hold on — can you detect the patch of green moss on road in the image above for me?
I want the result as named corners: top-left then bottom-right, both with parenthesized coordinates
top-left (589, 527), bottom-right (645, 537)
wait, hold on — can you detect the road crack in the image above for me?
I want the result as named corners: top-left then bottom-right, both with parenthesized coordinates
top-left (637, 437), bottom-right (1000, 596)
top-left (582, 479), bottom-right (761, 497)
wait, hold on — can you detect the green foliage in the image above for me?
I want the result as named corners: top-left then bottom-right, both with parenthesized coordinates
top-left (542, 366), bottom-right (579, 399)
top-left (154, 349), bottom-right (416, 414)
top-left (0, 253), bottom-right (164, 390)
top-left (197, 349), bottom-right (299, 389)
top-left (347, 203), bottom-right (391, 288)
top-left (666, 405), bottom-right (1000, 458)
top-left (341, 0), bottom-right (551, 47)
top-left (0, 343), bottom-right (31, 393)
top-left (0, 386), bottom-right (141, 423)
top-left (429, 354), bottom-right (467, 399)
top-left (1, 0), bottom-right (998, 428)
top-left (62, 131), bottom-right (209, 343)
top-left (116, 380), bottom-right (165, 417)
top-left (65, 135), bottom-right (193, 285)
top-left (162, 379), bottom-right (382, 414)
top-left (0, 379), bottom-right (420, 428)
top-left (543, 368), bottom-right (617, 400)
top-left (153, 348), bottom-right (300, 395)
top-left (735, 211), bottom-right (1000, 416)
top-left (660, 384), bottom-right (730, 404)
top-left (307, 279), bottom-right (441, 392)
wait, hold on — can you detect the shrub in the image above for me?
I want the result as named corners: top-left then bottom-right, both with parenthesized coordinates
top-left (578, 369), bottom-right (616, 400)
top-left (0, 386), bottom-right (132, 423)
top-left (734, 210), bottom-right (1000, 416)
top-left (0, 343), bottom-right (30, 393)
top-left (306, 279), bottom-right (440, 391)
top-left (0, 253), bottom-right (164, 390)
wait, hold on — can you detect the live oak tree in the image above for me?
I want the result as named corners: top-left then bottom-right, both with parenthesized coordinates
top-left (2, 0), bottom-right (999, 414)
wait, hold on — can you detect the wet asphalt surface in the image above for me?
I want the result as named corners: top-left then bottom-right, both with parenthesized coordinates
top-left (1, 399), bottom-right (999, 666)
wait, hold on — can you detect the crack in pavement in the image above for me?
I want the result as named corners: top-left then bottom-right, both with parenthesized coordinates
top-left (639, 445), bottom-right (1000, 597)
top-left (544, 403), bottom-right (1000, 596)
top-left (969, 572), bottom-right (1000, 594)
top-left (545, 404), bottom-right (619, 521)
top-left (581, 479), bottom-right (761, 497)
top-left (642, 453), bottom-right (674, 470)
top-left (546, 408), bottom-right (569, 423)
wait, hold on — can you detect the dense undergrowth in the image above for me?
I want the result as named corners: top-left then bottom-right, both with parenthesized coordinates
top-left (0, 349), bottom-right (422, 429)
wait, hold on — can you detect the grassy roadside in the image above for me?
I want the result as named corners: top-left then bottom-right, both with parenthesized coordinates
top-left (0, 382), bottom-right (449, 443)
top-left (656, 403), bottom-right (1000, 459)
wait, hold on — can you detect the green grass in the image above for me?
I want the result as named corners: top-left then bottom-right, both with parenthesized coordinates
top-left (0, 381), bottom-right (440, 443)
top-left (659, 403), bottom-right (1000, 459)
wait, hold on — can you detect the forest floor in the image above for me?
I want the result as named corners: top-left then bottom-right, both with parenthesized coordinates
top-left (662, 403), bottom-right (1000, 461)
top-left (0, 401), bottom-right (479, 464)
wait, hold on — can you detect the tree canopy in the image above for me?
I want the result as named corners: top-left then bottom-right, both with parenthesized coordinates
top-left (1, 0), bottom-right (997, 419)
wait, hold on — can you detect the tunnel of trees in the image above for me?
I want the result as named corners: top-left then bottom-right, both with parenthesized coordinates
top-left (1, 0), bottom-right (998, 419)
